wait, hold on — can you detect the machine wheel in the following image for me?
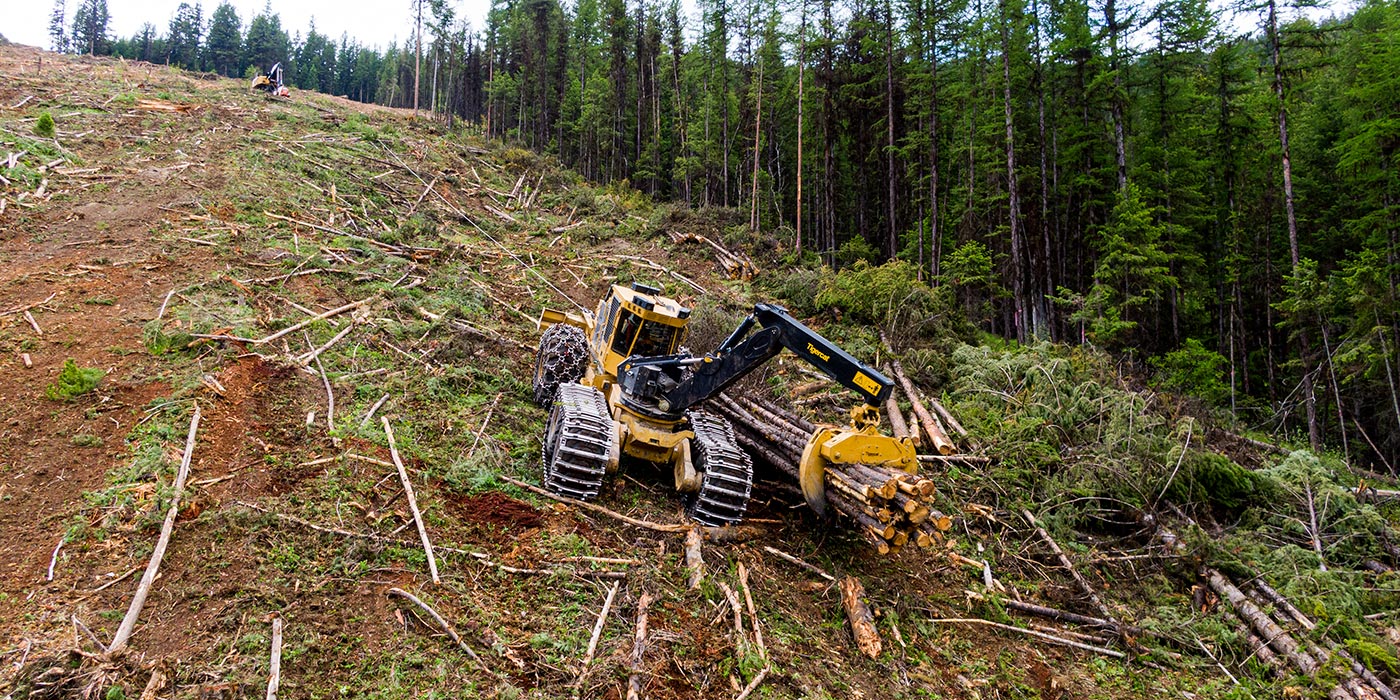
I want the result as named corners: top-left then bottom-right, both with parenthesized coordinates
top-left (685, 411), bottom-right (754, 526)
top-left (541, 383), bottom-right (615, 501)
top-left (532, 324), bottom-right (589, 407)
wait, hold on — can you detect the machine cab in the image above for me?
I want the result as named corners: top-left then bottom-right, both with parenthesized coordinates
top-left (593, 283), bottom-right (690, 379)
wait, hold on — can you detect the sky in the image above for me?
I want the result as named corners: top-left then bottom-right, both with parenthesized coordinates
top-left (1, 0), bottom-right (495, 52)
top-left (0, 0), bottom-right (1356, 59)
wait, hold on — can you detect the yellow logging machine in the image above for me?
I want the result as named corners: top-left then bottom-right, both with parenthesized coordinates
top-left (533, 282), bottom-right (916, 525)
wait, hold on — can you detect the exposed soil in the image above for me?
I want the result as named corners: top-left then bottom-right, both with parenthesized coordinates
top-left (453, 491), bottom-right (544, 530)
top-left (0, 44), bottom-right (1225, 700)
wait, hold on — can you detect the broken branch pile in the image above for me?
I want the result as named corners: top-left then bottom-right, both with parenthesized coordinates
top-left (711, 393), bottom-right (950, 554)
top-left (666, 231), bottom-right (757, 280)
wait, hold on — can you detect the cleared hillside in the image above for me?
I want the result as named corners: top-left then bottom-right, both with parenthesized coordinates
top-left (0, 45), bottom-right (1396, 700)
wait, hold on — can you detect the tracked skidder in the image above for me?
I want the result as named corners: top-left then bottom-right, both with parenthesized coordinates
top-left (532, 282), bottom-right (921, 527)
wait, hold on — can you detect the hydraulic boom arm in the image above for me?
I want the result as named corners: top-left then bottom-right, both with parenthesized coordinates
top-left (618, 303), bottom-right (894, 419)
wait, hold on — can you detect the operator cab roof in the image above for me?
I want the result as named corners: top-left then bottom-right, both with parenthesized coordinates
top-left (613, 282), bottom-right (691, 324)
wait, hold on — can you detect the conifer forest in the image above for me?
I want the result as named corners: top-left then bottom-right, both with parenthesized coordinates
top-left (45, 0), bottom-right (1400, 472)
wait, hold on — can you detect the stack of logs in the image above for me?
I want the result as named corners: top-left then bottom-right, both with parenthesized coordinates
top-left (667, 231), bottom-right (758, 280)
top-left (711, 393), bottom-right (952, 554)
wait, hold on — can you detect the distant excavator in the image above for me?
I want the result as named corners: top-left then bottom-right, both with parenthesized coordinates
top-left (251, 62), bottom-right (289, 97)
top-left (532, 283), bottom-right (917, 526)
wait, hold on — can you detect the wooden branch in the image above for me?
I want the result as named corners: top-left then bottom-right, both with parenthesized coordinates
top-left (761, 546), bottom-right (836, 583)
top-left (498, 475), bottom-right (689, 533)
top-left (0, 292), bottom-right (56, 318)
top-left (718, 582), bottom-right (745, 639)
top-left (1000, 598), bottom-right (1158, 642)
top-left (386, 587), bottom-right (491, 672)
top-left (1252, 580), bottom-right (1315, 631)
top-left (468, 395), bottom-right (500, 461)
top-left (360, 394), bottom-right (390, 430)
top-left (1304, 480), bottom-right (1329, 571)
top-left (927, 395), bottom-right (968, 437)
top-left (299, 318), bottom-right (359, 366)
top-left (738, 563), bottom-right (766, 659)
top-left (1208, 572), bottom-right (1313, 671)
top-left (138, 668), bottom-right (166, 700)
top-left (880, 366), bottom-right (914, 443)
top-left (930, 618), bottom-right (1126, 658)
top-left (879, 332), bottom-right (953, 453)
top-left (383, 417), bottom-right (439, 584)
top-left (85, 566), bottom-right (140, 595)
top-left (1251, 582), bottom-right (1400, 700)
top-left (72, 615), bottom-right (106, 653)
top-left (409, 175), bottom-right (439, 214)
top-left (625, 593), bottom-right (653, 700)
top-left (265, 617), bottom-right (283, 700)
top-left (839, 576), bottom-right (882, 659)
top-left (888, 358), bottom-right (954, 455)
top-left (314, 352), bottom-right (334, 432)
top-left (47, 537), bottom-right (63, 581)
top-left (1147, 514), bottom-right (1319, 675)
top-left (253, 297), bottom-right (374, 346)
top-left (1237, 622), bottom-right (1283, 669)
top-left (685, 526), bottom-right (705, 589)
top-left (108, 403), bottom-right (201, 656)
top-left (264, 211), bottom-right (407, 255)
top-left (575, 581), bottom-right (620, 693)
top-left (23, 310), bottom-right (42, 335)
top-left (733, 666), bottom-right (770, 700)
top-left (918, 454), bottom-right (991, 465)
top-left (1022, 510), bottom-right (1120, 627)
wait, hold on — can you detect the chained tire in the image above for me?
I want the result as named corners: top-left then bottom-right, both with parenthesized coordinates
top-left (533, 323), bottom-right (589, 407)
top-left (685, 411), bottom-right (754, 526)
top-left (541, 383), bottom-right (615, 501)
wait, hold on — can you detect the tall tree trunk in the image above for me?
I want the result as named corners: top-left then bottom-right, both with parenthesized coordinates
top-left (1106, 0), bottom-right (1127, 191)
top-left (1031, 0), bottom-right (1050, 338)
top-left (885, 0), bottom-right (898, 260)
top-left (414, 0), bottom-right (422, 117)
top-left (797, 2), bottom-right (806, 254)
top-left (927, 0), bottom-right (941, 282)
top-left (1269, 0), bottom-right (1321, 450)
top-left (1000, 0), bottom-right (1026, 342)
top-left (751, 37), bottom-right (764, 231)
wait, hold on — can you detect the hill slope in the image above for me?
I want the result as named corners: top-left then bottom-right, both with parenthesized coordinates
top-left (1, 45), bottom-right (1396, 700)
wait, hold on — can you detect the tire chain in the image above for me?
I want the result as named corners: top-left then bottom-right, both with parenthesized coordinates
top-left (685, 410), bottom-right (754, 526)
top-left (542, 383), bottom-right (615, 501)
top-left (533, 323), bottom-right (589, 407)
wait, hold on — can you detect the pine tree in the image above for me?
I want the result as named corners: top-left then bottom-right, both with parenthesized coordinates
top-left (166, 2), bottom-right (204, 68)
top-left (204, 2), bottom-right (241, 76)
top-left (244, 6), bottom-right (289, 75)
top-left (1072, 184), bottom-right (1178, 348)
top-left (70, 0), bottom-right (111, 56)
top-left (49, 0), bottom-right (69, 53)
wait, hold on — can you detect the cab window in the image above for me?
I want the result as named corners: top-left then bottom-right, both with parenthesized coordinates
top-left (611, 310), bottom-right (642, 355)
top-left (633, 321), bottom-right (679, 357)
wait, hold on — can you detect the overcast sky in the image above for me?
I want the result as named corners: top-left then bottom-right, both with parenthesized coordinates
top-left (2, 0), bottom-right (494, 52)
top-left (1, 0), bottom-right (1354, 60)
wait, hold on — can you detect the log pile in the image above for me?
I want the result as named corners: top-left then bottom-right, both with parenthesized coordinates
top-left (1143, 512), bottom-right (1395, 700)
top-left (711, 393), bottom-right (951, 553)
top-left (667, 231), bottom-right (758, 280)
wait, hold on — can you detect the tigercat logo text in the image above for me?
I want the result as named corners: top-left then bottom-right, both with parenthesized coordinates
top-left (806, 343), bottom-right (831, 362)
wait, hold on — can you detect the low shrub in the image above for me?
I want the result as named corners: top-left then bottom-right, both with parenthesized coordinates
top-left (46, 359), bottom-right (104, 400)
